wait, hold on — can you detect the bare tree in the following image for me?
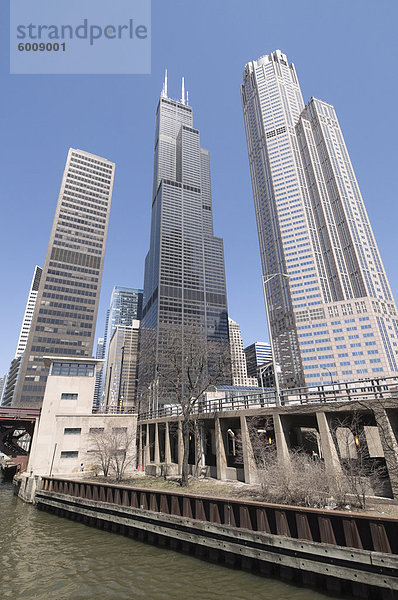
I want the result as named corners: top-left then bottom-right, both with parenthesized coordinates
top-left (237, 417), bottom-right (341, 507)
top-left (330, 412), bottom-right (386, 509)
top-left (89, 429), bottom-right (112, 477)
top-left (109, 427), bottom-right (136, 482)
top-left (89, 427), bottom-right (136, 482)
top-left (155, 324), bottom-right (231, 486)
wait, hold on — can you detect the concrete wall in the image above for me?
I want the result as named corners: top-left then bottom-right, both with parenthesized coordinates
top-left (27, 358), bottom-right (137, 478)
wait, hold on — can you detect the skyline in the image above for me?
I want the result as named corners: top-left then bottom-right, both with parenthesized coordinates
top-left (1, 0), bottom-right (398, 375)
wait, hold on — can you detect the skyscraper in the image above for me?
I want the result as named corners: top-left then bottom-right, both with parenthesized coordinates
top-left (15, 265), bottom-right (43, 358)
top-left (104, 321), bottom-right (140, 411)
top-left (13, 148), bottom-right (115, 407)
top-left (2, 265), bottom-right (43, 406)
top-left (228, 318), bottom-right (258, 387)
top-left (244, 342), bottom-right (272, 378)
top-left (138, 74), bottom-right (230, 404)
top-left (242, 50), bottom-right (398, 388)
top-left (95, 286), bottom-right (143, 409)
top-left (93, 336), bottom-right (105, 409)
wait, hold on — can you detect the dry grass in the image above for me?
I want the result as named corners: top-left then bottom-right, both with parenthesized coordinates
top-left (83, 473), bottom-right (262, 501)
top-left (81, 473), bottom-right (398, 515)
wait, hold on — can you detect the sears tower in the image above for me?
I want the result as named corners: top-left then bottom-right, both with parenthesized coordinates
top-left (139, 74), bottom-right (230, 403)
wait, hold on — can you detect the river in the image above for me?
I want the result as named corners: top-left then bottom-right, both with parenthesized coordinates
top-left (0, 482), bottom-right (342, 599)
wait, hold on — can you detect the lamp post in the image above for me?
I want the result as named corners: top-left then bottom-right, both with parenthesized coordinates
top-left (324, 367), bottom-right (334, 387)
top-left (262, 272), bottom-right (289, 407)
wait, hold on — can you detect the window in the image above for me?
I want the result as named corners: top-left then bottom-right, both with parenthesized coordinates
top-left (89, 427), bottom-right (104, 434)
top-left (64, 428), bottom-right (81, 435)
top-left (112, 427), bottom-right (127, 434)
top-left (51, 362), bottom-right (95, 377)
top-left (60, 451), bottom-right (78, 458)
top-left (61, 393), bottom-right (78, 400)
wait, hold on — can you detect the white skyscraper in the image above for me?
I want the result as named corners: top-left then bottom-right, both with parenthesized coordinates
top-left (15, 265), bottom-right (42, 358)
top-left (242, 50), bottom-right (398, 388)
top-left (228, 318), bottom-right (258, 387)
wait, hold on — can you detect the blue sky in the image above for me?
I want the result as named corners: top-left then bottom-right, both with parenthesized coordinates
top-left (1, 0), bottom-right (397, 374)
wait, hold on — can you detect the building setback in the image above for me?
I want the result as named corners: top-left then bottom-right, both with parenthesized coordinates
top-left (104, 322), bottom-right (140, 412)
top-left (242, 50), bottom-right (398, 388)
top-left (138, 75), bottom-right (230, 405)
top-left (13, 149), bottom-right (115, 407)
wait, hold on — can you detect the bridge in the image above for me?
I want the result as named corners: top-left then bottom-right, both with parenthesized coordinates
top-left (0, 407), bottom-right (40, 473)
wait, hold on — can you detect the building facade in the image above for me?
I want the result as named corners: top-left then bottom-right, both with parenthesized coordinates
top-left (13, 149), bottom-right (115, 407)
top-left (27, 356), bottom-right (136, 479)
top-left (228, 318), bottom-right (258, 387)
top-left (104, 322), bottom-right (140, 412)
top-left (2, 265), bottom-right (43, 406)
top-left (244, 342), bottom-right (272, 379)
top-left (138, 76), bottom-right (230, 404)
top-left (93, 337), bottom-right (105, 411)
top-left (0, 375), bottom-right (6, 405)
top-left (95, 286), bottom-right (143, 410)
top-left (242, 50), bottom-right (398, 388)
top-left (15, 265), bottom-right (43, 358)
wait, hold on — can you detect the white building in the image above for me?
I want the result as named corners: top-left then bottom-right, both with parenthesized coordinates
top-left (228, 318), bottom-right (258, 387)
top-left (242, 49), bottom-right (398, 388)
top-left (15, 265), bottom-right (43, 359)
top-left (27, 356), bottom-right (137, 479)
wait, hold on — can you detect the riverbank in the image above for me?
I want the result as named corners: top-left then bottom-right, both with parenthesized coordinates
top-left (31, 476), bottom-right (398, 599)
top-left (2, 481), bottom-right (331, 600)
top-left (80, 473), bottom-right (398, 517)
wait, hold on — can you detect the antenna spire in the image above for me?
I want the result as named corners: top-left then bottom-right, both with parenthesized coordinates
top-left (161, 68), bottom-right (168, 98)
top-left (181, 76), bottom-right (185, 105)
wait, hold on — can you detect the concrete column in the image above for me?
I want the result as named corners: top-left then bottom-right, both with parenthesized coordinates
top-left (164, 421), bottom-right (172, 464)
top-left (240, 415), bottom-right (257, 484)
top-left (137, 425), bottom-right (143, 470)
top-left (154, 422), bottom-right (160, 463)
top-left (144, 423), bottom-right (150, 466)
top-left (215, 417), bottom-right (227, 480)
top-left (316, 411), bottom-right (342, 477)
top-left (193, 422), bottom-right (205, 476)
top-left (373, 406), bottom-right (398, 499)
top-left (177, 421), bottom-right (183, 475)
top-left (273, 413), bottom-right (291, 470)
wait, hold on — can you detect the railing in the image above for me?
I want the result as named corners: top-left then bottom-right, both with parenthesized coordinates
top-left (92, 406), bottom-right (137, 415)
top-left (0, 407), bottom-right (41, 420)
top-left (40, 477), bottom-right (398, 554)
top-left (138, 376), bottom-right (398, 421)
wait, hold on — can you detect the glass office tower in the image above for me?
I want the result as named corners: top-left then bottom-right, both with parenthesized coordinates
top-left (139, 76), bottom-right (230, 405)
top-left (13, 149), bottom-right (115, 407)
top-left (242, 50), bottom-right (398, 388)
top-left (95, 286), bottom-right (143, 409)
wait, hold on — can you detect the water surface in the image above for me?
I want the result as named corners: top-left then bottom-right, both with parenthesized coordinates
top-left (0, 482), bottom-right (339, 599)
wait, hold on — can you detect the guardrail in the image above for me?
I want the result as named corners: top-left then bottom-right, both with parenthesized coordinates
top-left (138, 376), bottom-right (398, 421)
top-left (40, 477), bottom-right (398, 555)
top-left (0, 407), bottom-right (41, 420)
top-left (92, 406), bottom-right (137, 415)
